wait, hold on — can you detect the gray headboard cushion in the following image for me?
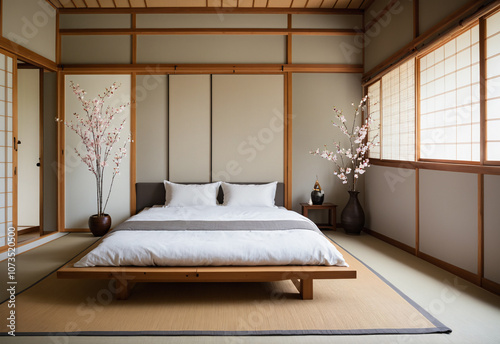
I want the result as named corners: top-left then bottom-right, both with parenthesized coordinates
top-left (135, 182), bottom-right (285, 214)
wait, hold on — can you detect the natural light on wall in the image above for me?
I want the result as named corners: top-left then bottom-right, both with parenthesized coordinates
top-left (420, 26), bottom-right (480, 162)
top-left (487, 10), bottom-right (500, 161)
top-left (382, 59), bottom-right (415, 161)
top-left (367, 81), bottom-right (381, 159)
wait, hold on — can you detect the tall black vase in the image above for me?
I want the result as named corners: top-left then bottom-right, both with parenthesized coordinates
top-left (341, 191), bottom-right (365, 235)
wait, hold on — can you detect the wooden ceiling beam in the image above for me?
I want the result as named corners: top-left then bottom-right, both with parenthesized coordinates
top-left (59, 27), bottom-right (362, 35)
top-left (48, 0), bottom-right (369, 8)
top-left (58, 63), bottom-right (364, 73)
top-left (57, 6), bottom-right (362, 13)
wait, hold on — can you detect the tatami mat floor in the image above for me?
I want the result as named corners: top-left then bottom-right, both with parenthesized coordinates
top-left (2, 230), bottom-right (500, 344)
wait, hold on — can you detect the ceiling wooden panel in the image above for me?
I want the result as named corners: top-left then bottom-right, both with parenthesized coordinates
top-left (85, 0), bottom-right (100, 7)
top-left (268, 0), bottom-right (293, 8)
top-left (115, 0), bottom-right (131, 7)
top-left (290, 0), bottom-right (307, 8)
top-left (60, 0), bottom-right (76, 8)
top-left (72, 0), bottom-right (86, 8)
top-left (321, 0), bottom-right (337, 9)
top-left (129, 0), bottom-right (147, 8)
top-left (207, 0), bottom-right (222, 6)
top-left (239, 0), bottom-right (254, 8)
top-left (48, 0), bottom-right (371, 10)
top-left (335, 0), bottom-right (351, 9)
top-left (348, 0), bottom-right (365, 9)
top-left (222, 0), bottom-right (238, 7)
top-left (306, 0), bottom-right (323, 8)
top-left (99, 0), bottom-right (116, 7)
top-left (253, 0), bottom-right (268, 7)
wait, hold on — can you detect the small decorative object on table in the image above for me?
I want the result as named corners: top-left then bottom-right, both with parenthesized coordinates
top-left (310, 177), bottom-right (324, 205)
top-left (310, 96), bottom-right (379, 235)
top-left (57, 82), bottom-right (131, 237)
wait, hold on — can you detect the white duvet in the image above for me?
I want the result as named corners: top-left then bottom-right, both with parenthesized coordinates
top-left (74, 206), bottom-right (348, 267)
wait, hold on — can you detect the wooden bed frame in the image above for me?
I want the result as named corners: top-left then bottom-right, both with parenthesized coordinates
top-left (57, 182), bottom-right (357, 300)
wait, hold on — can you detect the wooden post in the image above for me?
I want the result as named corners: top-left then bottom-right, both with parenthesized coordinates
top-left (114, 279), bottom-right (132, 300)
top-left (291, 278), bottom-right (313, 300)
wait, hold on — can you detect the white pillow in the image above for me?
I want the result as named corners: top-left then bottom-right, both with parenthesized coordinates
top-left (164, 181), bottom-right (220, 207)
top-left (221, 182), bottom-right (277, 207)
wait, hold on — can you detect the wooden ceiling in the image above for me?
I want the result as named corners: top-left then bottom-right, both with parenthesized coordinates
top-left (46, 0), bottom-right (374, 10)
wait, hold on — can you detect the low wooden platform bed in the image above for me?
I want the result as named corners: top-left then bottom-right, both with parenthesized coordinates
top-left (58, 182), bottom-right (356, 300)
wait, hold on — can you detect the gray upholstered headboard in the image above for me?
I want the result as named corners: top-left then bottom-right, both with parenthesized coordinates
top-left (135, 182), bottom-right (285, 214)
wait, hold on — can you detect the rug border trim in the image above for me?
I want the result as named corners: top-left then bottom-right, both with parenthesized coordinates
top-left (3, 327), bottom-right (451, 337)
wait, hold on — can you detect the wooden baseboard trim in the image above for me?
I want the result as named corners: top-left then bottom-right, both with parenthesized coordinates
top-left (417, 251), bottom-right (481, 285)
top-left (482, 278), bottom-right (500, 295)
top-left (62, 228), bottom-right (91, 232)
top-left (363, 226), bottom-right (499, 295)
top-left (18, 226), bottom-right (40, 234)
top-left (362, 227), bottom-right (415, 255)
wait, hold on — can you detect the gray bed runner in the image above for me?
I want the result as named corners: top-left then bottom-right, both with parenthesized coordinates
top-left (112, 220), bottom-right (322, 234)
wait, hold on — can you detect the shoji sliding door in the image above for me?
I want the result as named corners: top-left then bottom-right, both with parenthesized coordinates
top-left (0, 51), bottom-right (16, 250)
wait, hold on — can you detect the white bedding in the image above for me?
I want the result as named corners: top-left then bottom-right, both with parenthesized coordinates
top-left (74, 206), bottom-right (348, 267)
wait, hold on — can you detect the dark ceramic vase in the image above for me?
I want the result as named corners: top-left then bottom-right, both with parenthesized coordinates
top-left (311, 190), bottom-right (324, 205)
top-left (88, 214), bottom-right (111, 237)
top-left (340, 191), bottom-right (365, 235)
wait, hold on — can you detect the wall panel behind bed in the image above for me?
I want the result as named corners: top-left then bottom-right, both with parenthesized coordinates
top-left (212, 75), bottom-right (284, 183)
top-left (136, 75), bottom-right (168, 182)
top-left (169, 75), bottom-right (211, 183)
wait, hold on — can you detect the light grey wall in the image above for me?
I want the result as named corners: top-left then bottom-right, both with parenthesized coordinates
top-left (364, 0), bottom-right (414, 72)
top-left (292, 36), bottom-right (363, 64)
top-left (364, 0), bottom-right (477, 72)
top-left (419, 169), bottom-right (478, 274)
top-left (291, 73), bottom-right (363, 220)
top-left (484, 175), bottom-right (500, 284)
top-left (169, 75), bottom-right (211, 183)
top-left (43, 72), bottom-right (58, 232)
top-left (17, 69), bottom-right (40, 227)
top-left (2, 0), bottom-right (56, 62)
top-left (60, 14), bottom-right (131, 29)
top-left (292, 14), bottom-right (362, 29)
top-left (419, 0), bottom-right (472, 35)
top-left (136, 75), bottom-right (168, 182)
top-left (61, 36), bottom-right (132, 64)
top-left (136, 14), bottom-right (287, 28)
top-left (137, 35), bottom-right (286, 64)
top-left (365, 165), bottom-right (416, 248)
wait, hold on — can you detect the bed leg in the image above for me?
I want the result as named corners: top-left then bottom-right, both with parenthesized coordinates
top-left (114, 279), bottom-right (133, 300)
top-left (291, 278), bottom-right (313, 300)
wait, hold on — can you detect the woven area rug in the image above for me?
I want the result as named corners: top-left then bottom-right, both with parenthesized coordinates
top-left (0, 239), bottom-right (451, 336)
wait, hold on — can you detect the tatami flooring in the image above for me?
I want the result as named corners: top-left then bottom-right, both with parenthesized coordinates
top-left (2, 231), bottom-right (500, 344)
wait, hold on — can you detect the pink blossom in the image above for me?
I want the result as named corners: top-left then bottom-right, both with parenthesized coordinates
top-left (310, 96), bottom-right (380, 191)
top-left (56, 81), bottom-right (130, 215)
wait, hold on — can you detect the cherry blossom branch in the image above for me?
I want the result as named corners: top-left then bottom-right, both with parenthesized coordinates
top-left (310, 96), bottom-right (378, 191)
top-left (57, 82), bottom-right (130, 216)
